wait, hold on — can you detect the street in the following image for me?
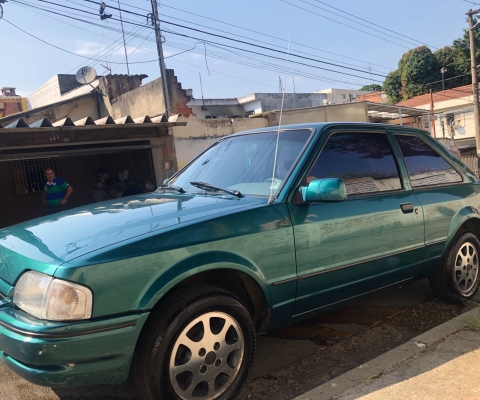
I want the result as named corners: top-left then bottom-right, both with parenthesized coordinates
top-left (0, 278), bottom-right (472, 400)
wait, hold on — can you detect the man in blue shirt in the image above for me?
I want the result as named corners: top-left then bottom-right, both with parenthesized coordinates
top-left (42, 168), bottom-right (73, 213)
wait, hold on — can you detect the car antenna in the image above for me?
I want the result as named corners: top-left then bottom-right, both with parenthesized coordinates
top-left (269, 35), bottom-right (291, 204)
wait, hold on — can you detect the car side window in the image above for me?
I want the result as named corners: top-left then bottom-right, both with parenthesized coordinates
top-left (306, 132), bottom-right (402, 197)
top-left (394, 134), bottom-right (463, 188)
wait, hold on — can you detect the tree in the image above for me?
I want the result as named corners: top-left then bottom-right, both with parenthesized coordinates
top-left (434, 46), bottom-right (470, 88)
top-left (398, 46), bottom-right (440, 99)
top-left (383, 71), bottom-right (402, 104)
top-left (359, 84), bottom-right (382, 91)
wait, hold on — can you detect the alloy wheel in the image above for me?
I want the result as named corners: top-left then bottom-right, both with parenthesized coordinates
top-left (453, 242), bottom-right (479, 294)
top-left (169, 311), bottom-right (245, 399)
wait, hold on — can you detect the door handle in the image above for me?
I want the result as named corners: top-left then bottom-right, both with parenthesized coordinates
top-left (400, 203), bottom-right (414, 214)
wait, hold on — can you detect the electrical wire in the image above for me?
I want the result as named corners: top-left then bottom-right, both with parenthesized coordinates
top-left (8, 1), bottom-right (389, 83)
top-left (37, 0), bottom-right (388, 77)
top-left (280, 0), bottom-right (413, 49)
top-left (311, 0), bottom-right (438, 49)
top-left (112, 0), bottom-right (396, 70)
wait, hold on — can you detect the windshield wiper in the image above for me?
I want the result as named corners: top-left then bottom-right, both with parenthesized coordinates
top-left (190, 181), bottom-right (243, 198)
top-left (156, 184), bottom-right (185, 193)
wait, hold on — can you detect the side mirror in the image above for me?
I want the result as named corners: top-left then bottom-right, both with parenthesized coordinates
top-left (301, 178), bottom-right (347, 202)
top-left (163, 178), bottom-right (169, 185)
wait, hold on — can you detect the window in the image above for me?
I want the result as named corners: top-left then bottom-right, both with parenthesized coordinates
top-left (12, 158), bottom-right (59, 195)
top-left (169, 129), bottom-right (312, 197)
top-left (394, 135), bottom-right (462, 187)
top-left (341, 94), bottom-right (346, 99)
top-left (307, 132), bottom-right (402, 196)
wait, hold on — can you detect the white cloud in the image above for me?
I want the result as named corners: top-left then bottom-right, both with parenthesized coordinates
top-left (74, 40), bottom-right (151, 57)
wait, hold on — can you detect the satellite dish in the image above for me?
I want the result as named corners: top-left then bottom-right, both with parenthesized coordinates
top-left (76, 66), bottom-right (97, 85)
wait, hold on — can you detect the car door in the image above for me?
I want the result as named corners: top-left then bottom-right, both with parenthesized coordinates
top-left (391, 131), bottom-right (471, 261)
top-left (288, 128), bottom-right (425, 318)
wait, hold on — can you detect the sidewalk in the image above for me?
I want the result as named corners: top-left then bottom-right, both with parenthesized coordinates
top-left (295, 305), bottom-right (480, 400)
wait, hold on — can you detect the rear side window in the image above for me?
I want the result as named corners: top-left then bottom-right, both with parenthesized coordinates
top-left (307, 132), bottom-right (402, 196)
top-left (394, 135), bottom-right (462, 188)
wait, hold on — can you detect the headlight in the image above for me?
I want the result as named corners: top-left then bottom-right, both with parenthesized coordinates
top-left (13, 271), bottom-right (93, 321)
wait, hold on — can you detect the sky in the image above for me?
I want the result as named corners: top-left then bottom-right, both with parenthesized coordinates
top-left (0, 0), bottom-right (477, 100)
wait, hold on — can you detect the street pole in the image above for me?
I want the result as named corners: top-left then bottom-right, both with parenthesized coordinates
top-left (440, 67), bottom-right (447, 91)
top-left (467, 8), bottom-right (480, 157)
top-left (151, 0), bottom-right (171, 119)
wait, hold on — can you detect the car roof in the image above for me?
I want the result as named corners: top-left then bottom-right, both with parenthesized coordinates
top-left (228, 122), bottom-right (430, 138)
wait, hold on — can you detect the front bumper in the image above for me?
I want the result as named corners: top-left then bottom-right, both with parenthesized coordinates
top-left (0, 300), bottom-right (149, 387)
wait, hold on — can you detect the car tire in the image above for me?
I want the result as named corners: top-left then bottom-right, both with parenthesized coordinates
top-left (133, 286), bottom-right (256, 400)
top-left (429, 232), bottom-right (480, 302)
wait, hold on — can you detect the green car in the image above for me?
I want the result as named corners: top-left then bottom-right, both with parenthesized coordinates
top-left (0, 123), bottom-right (479, 400)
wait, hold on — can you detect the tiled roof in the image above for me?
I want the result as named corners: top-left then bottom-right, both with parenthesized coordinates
top-left (396, 85), bottom-right (474, 108)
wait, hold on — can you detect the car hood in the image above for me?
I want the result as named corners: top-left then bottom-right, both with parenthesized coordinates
top-left (0, 193), bottom-right (265, 285)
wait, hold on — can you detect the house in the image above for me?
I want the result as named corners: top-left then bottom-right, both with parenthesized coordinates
top-left (356, 91), bottom-right (388, 104)
top-left (396, 85), bottom-right (478, 174)
top-left (0, 88), bottom-right (26, 118)
top-left (0, 116), bottom-right (185, 228)
top-left (314, 88), bottom-right (372, 104)
top-left (187, 93), bottom-right (328, 119)
top-left (26, 74), bottom-right (147, 110)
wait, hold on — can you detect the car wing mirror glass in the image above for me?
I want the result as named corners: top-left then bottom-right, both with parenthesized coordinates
top-left (301, 178), bottom-right (347, 202)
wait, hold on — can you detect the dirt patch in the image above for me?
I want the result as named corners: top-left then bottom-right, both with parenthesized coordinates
top-left (240, 298), bottom-right (465, 400)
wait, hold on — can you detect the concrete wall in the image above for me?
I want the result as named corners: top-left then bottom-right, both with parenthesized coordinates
top-left (104, 71), bottom-right (192, 119)
top-left (27, 76), bottom-right (100, 110)
top-left (0, 92), bottom-right (102, 126)
top-left (105, 78), bottom-right (165, 120)
top-left (261, 102), bottom-right (369, 126)
top-left (171, 115), bottom-right (268, 169)
top-left (252, 93), bottom-right (327, 113)
top-left (315, 88), bottom-right (371, 105)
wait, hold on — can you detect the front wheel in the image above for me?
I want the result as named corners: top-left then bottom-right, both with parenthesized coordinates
top-left (429, 232), bottom-right (480, 302)
top-left (133, 287), bottom-right (256, 400)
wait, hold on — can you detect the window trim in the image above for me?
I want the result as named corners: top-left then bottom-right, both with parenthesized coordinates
top-left (393, 133), bottom-right (465, 190)
top-left (295, 129), bottom-right (405, 202)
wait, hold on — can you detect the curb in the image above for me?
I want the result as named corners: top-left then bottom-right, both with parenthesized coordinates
top-left (294, 305), bottom-right (480, 400)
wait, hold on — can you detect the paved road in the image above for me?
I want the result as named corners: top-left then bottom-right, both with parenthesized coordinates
top-left (0, 279), bottom-right (464, 400)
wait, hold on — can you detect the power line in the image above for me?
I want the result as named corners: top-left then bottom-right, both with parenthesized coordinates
top-left (311, 0), bottom-right (438, 49)
top-left (79, 0), bottom-right (392, 73)
top-left (10, 2), bottom-right (388, 83)
top-left (280, 0), bottom-right (413, 49)
top-left (73, 0), bottom-right (388, 77)
top-left (13, 0), bottom-right (369, 90)
top-left (126, 0), bottom-right (396, 70)
top-left (3, 18), bottom-right (157, 65)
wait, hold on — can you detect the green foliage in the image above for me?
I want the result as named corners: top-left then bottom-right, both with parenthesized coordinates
top-left (383, 71), bottom-right (402, 104)
top-left (398, 46), bottom-right (440, 99)
top-left (359, 84), bottom-right (382, 91)
top-left (381, 18), bottom-right (480, 103)
top-left (434, 46), bottom-right (470, 88)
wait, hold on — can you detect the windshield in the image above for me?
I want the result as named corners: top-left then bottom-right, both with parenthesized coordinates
top-left (167, 129), bottom-right (312, 197)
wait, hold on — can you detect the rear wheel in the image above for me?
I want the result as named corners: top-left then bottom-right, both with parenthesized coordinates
top-left (133, 286), bottom-right (255, 400)
top-left (429, 232), bottom-right (480, 302)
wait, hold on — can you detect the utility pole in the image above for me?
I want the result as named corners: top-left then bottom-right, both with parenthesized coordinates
top-left (151, 0), bottom-right (171, 119)
top-left (440, 67), bottom-right (448, 91)
top-left (467, 8), bottom-right (480, 157)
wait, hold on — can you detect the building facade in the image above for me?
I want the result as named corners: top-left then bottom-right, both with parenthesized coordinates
top-left (187, 92), bottom-right (328, 119)
top-left (0, 88), bottom-right (26, 119)
top-left (314, 88), bottom-right (372, 104)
